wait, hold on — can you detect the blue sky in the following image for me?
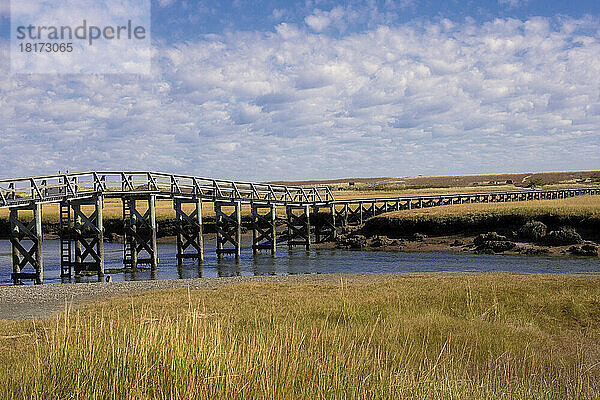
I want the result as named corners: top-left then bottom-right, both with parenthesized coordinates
top-left (150, 0), bottom-right (600, 40)
top-left (0, 0), bottom-right (599, 180)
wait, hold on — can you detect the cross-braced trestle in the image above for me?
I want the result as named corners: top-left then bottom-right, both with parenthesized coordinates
top-left (174, 198), bottom-right (203, 264)
top-left (123, 195), bottom-right (158, 269)
top-left (252, 203), bottom-right (277, 254)
top-left (59, 195), bottom-right (104, 279)
top-left (286, 205), bottom-right (311, 249)
top-left (10, 204), bottom-right (43, 284)
top-left (215, 201), bottom-right (242, 258)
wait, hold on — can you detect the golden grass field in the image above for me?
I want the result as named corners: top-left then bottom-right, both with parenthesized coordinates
top-left (269, 170), bottom-right (600, 188)
top-left (0, 274), bottom-right (599, 399)
top-left (380, 195), bottom-right (600, 221)
top-left (333, 183), bottom-right (597, 199)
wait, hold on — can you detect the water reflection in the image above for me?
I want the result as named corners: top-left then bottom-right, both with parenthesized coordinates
top-left (0, 238), bottom-right (599, 285)
top-left (216, 258), bottom-right (241, 277)
top-left (287, 250), bottom-right (311, 275)
top-left (252, 254), bottom-right (276, 276)
top-left (177, 260), bottom-right (203, 279)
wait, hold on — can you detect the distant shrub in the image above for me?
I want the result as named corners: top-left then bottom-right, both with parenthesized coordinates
top-left (518, 221), bottom-right (547, 242)
top-left (545, 227), bottom-right (583, 246)
top-left (527, 178), bottom-right (546, 188)
top-left (474, 232), bottom-right (515, 253)
top-left (474, 232), bottom-right (508, 247)
top-left (568, 244), bottom-right (598, 257)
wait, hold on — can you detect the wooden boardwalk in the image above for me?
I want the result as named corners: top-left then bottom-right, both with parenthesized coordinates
top-left (1, 171), bottom-right (598, 284)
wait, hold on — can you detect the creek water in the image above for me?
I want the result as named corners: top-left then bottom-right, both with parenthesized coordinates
top-left (0, 236), bottom-right (599, 285)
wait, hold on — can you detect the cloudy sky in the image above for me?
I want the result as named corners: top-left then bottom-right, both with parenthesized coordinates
top-left (1, 0), bottom-right (599, 180)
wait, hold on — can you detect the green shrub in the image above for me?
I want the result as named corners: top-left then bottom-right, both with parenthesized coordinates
top-left (545, 227), bottom-right (583, 246)
top-left (518, 221), bottom-right (547, 242)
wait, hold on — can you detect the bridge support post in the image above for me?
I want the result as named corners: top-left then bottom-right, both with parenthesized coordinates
top-left (59, 201), bottom-right (72, 280)
top-left (149, 195), bottom-right (158, 270)
top-left (345, 203), bottom-right (362, 225)
top-left (174, 197), bottom-right (203, 265)
top-left (334, 204), bottom-right (348, 227)
top-left (123, 195), bottom-right (158, 270)
top-left (286, 205), bottom-right (311, 249)
top-left (359, 202), bottom-right (364, 224)
top-left (215, 201), bottom-right (242, 258)
top-left (252, 203), bottom-right (277, 255)
top-left (312, 204), bottom-right (336, 243)
top-left (97, 196), bottom-right (104, 276)
top-left (10, 203), bottom-right (43, 284)
top-left (341, 204), bottom-right (349, 226)
top-left (61, 196), bottom-right (105, 278)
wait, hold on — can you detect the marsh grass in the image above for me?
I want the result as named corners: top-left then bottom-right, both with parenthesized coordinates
top-left (333, 183), bottom-right (598, 199)
top-left (382, 195), bottom-right (600, 220)
top-left (0, 274), bottom-right (599, 399)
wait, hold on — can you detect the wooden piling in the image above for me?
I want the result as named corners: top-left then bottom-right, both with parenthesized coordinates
top-left (123, 195), bottom-right (158, 270)
top-left (252, 203), bottom-right (277, 255)
top-left (174, 197), bottom-right (204, 264)
top-left (286, 204), bottom-right (311, 250)
top-left (312, 204), bottom-right (336, 243)
top-left (215, 201), bottom-right (242, 258)
top-left (10, 203), bottom-right (43, 284)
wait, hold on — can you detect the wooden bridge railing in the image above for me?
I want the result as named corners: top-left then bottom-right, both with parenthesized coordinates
top-left (0, 171), bottom-right (335, 208)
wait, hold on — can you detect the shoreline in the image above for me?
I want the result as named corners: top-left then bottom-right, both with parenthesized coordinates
top-left (5, 228), bottom-right (598, 260)
top-left (332, 232), bottom-right (599, 258)
top-left (31, 231), bottom-right (600, 259)
top-left (0, 272), bottom-right (458, 321)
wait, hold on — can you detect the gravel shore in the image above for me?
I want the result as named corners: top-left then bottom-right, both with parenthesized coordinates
top-left (0, 273), bottom-right (411, 321)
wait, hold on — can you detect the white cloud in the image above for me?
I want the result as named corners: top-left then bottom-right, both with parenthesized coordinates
top-left (304, 7), bottom-right (354, 33)
top-left (214, 142), bottom-right (241, 152)
top-left (0, 0), bottom-right (9, 17)
top-left (0, 16), bottom-right (599, 180)
top-left (305, 12), bottom-right (331, 32)
top-left (271, 8), bottom-right (286, 21)
top-left (10, 0), bottom-right (151, 74)
top-left (498, 0), bottom-right (530, 9)
top-left (157, 0), bottom-right (176, 7)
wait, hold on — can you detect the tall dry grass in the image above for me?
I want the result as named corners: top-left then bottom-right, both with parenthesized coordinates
top-left (0, 274), bottom-right (599, 399)
top-left (382, 195), bottom-right (600, 220)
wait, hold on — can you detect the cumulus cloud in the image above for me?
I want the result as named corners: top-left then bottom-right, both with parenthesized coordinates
top-left (499, 0), bottom-right (530, 8)
top-left (10, 0), bottom-right (151, 74)
top-left (157, 0), bottom-right (177, 7)
top-left (1, 16), bottom-right (599, 180)
top-left (305, 12), bottom-right (331, 32)
top-left (304, 6), bottom-right (359, 33)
